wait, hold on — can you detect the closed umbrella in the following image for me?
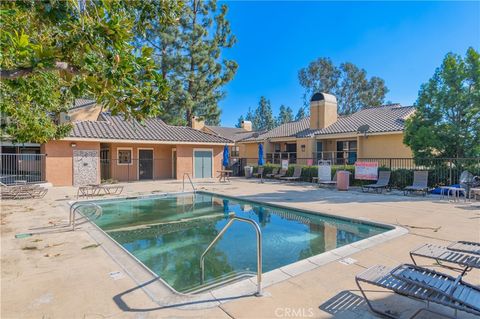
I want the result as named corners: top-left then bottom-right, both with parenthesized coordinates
top-left (258, 143), bottom-right (264, 166)
top-left (222, 145), bottom-right (229, 168)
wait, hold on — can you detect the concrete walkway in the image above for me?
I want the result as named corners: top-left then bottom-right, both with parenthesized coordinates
top-left (1, 178), bottom-right (479, 318)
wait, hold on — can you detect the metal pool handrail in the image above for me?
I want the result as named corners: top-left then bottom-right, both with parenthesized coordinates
top-left (200, 214), bottom-right (263, 296)
top-left (182, 172), bottom-right (196, 193)
top-left (69, 202), bottom-right (102, 230)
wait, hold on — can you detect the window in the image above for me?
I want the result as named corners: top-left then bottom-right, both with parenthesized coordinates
top-left (316, 141), bottom-right (323, 152)
top-left (274, 143), bottom-right (281, 152)
top-left (117, 149), bottom-right (132, 165)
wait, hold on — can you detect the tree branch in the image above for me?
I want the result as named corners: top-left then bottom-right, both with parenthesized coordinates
top-left (1, 62), bottom-right (80, 80)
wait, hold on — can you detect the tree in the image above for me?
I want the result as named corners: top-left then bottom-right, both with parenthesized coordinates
top-left (298, 57), bottom-right (389, 114)
top-left (235, 115), bottom-right (245, 128)
top-left (0, 0), bottom-right (182, 143)
top-left (276, 105), bottom-right (294, 125)
top-left (295, 106), bottom-right (308, 121)
top-left (141, 0), bottom-right (238, 126)
top-left (253, 97), bottom-right (276, 131)
top-left (404, 47), bottom-right (480, 158)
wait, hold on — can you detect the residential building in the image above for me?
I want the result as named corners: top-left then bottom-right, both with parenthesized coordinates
top-left (1, 99), bottom-right (233, 186)
top-left (237, 93), bottom-right (415, 166)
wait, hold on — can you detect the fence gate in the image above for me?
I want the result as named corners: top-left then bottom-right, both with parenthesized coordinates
top-left (73, 150), bottom-right (99, 186)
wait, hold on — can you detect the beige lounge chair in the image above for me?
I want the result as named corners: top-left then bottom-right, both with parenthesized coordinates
top-left (274, 168), bottom-right (287, 179)
top-left (265, 167), bottom-right (279, 178)
top-left (0, 182), bottom-right (48, 199)
top-left (404, 171), bottom-right (429, 196)
top-left (318, 172), bottom-right (337, 187)
top-left (280, 166), bottom-right (302, 182)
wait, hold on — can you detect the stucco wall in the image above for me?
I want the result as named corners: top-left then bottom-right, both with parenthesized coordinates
top-left (296, 139), bottom-right (315, 165)
top-left (175, 144), bottom-right (223, 179)
top-left (239, 142), bottom-right (261, 165)
top-left (357, 133), bottom-right (412, 158)
top-left (41, 140), bottom-right (100, 186)
top-left (108, 143), bottom-right (174, 182)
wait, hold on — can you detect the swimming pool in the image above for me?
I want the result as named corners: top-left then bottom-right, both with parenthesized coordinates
top-left (84, 191), bottom-right (391, 294)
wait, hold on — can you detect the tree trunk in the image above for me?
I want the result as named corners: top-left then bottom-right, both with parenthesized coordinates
top-left (186, 0), bottom-right (197, 126)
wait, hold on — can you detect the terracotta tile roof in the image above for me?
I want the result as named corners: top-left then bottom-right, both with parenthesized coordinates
top-left (205, 125), bottom-right (263, 142)
top-left (243, 104), bottom-right (415, 141)
top-left (68, 113), bottom-right (232, 144)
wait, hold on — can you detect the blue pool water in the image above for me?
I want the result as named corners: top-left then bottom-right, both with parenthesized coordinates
top-left (87, 192), bottom-right (390, 292)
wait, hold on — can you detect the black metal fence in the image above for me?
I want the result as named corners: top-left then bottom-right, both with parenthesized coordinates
top-left (0, 153), bottom-right (46, 184)
top-left (230, 157), bottom-right (480, 189)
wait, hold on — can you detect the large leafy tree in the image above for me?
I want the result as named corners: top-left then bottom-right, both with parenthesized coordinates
top-left (298, 57), bottom-right (389, 114)
top-left (141, 0), bottom-right (237, 126)
top-left (1, 0), bottom-right (182, 143)
top-left (404, 47), bottom-right (480, 158)
top-left (276, 105), bottom-right (294, 125)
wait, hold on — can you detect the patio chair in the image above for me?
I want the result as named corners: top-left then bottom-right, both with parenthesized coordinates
top-left (280, 166), bottom-right (302, 182)
top-left (361, 171), bottom-right (391, 193)
top-left (403, 171), bottom-right (429, 196)
top-left (76, 184), bottom-right (123, 199)
top-left (274, 168), bottom-right (287, 179)
top-left (356, 263), bottom-right (480, 318)
top-left (265, 167), bottom-right (279, 178)
top-left (252, 167), bottom-right (264, 178)
top-left (448, 241), bottom-right (480, 256)
top-left (0, 182), bottom-right (48, 199)
top-left (409, 243), bottom-right (480, 276)
top-left (318, 172), bottom-right (337, 187)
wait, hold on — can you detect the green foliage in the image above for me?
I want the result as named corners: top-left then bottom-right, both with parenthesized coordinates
top-left (276, 105), bottom-right (294, 125)
top-left (235, 115), bottom-right (245, 128)
top-left (404, 47), bottom-right (480, 158)
top-left (251, 96), bottom-right (276, 131)
top-left (298, 57), bottom-right (389, 114)
top-left (295, 106), bottom-right (308, 121)
top-left (0, 0), bottom-right (182, 143)
top-left (140, 0), bottom-right (238, 126)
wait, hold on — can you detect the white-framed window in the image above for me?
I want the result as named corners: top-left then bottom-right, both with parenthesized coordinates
top-left (117, 148), bottom-right (133, 165)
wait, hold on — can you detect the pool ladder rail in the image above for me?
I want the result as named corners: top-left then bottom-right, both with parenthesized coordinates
top-left (182, 172), bottom-right (196, 194)
top-left (200, 214), bottom-right (263, 296)
top-left (69, 202), bottom-right (103, 230)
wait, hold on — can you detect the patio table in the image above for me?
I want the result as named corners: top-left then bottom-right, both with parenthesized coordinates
top-left (217, 170), bottom-right (233, 183)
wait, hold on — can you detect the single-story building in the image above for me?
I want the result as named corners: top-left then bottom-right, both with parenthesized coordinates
top-left (237, 93), bottom-right (415, 166)
top-left (1, 99), bottom-right (233, 186)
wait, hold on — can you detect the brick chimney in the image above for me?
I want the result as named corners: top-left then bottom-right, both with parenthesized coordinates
top-left (309, 93), bottom-right (338, 129)
top-left (191, 116), bottom-right (205, 130)
top-left (241, 120), bottom-right (252, 131)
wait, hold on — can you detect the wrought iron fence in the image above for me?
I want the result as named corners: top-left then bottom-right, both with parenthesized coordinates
top-left (229, 156), bottom-right (480, 189)
top-left (0, 153), bottom-right (46, 184)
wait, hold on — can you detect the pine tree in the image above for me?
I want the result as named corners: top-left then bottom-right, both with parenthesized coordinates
top-left (254, 97), bottom-right (276, 130)
top-left (295, 106), bottom-right (307, 121)
top-left (276, 105), bottom-right (294, 125)
top-left (235, 115), bottom-right (245, 128)
top-left (141, 0), bottom-right (238, 126)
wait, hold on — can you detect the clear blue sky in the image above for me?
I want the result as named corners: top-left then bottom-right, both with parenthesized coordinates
top-left (218, 1), bottom-right (479, 126)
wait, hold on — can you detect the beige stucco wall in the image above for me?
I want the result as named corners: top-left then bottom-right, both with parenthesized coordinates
top-left (357, 133), bottom-right (412, 158)
top-left (68, 103), bottom-right (102, 122)
top-left (296, 138), bottom-right (315, 165)
top-left (107, 143), bottom-right (174, 182)
top-left (41, 140), bottom-right (101, 186)
top-left (175, 144), bottom-right (223, 179)
top-left (238, 142), bottom-right (261, 165)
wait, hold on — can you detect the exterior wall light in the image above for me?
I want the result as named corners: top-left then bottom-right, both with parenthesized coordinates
top-left (70, 142), bottom-right (77, 148)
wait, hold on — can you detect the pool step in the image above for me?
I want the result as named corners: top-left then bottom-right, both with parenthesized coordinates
top-left (182, 271), bottom-right (256, 295)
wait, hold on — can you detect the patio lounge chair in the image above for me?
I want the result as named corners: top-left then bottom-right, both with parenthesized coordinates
top-left (356, 263), bottom-right (480, 318)
top-left (403, 171), bottom-right (429, 196)
top-left (280, 167), bottom-right (302, 182)
top-left (274, 168), bottom-right (287, 179)
top-left (0, 182), bottom-right (48, 199)
top-left (361, 171), bottom-right (391, 193)
top-left (409, 243), bottom-right (480, 276)
top-left (265, 167), bottom-right (279, 178)
top-left (252, 167), bottom-right (264, 178)
top-left (318, 172), bottom-right (337, 187)
top-left (77, 184), bottom-right (124, 199)
top-left (448, 241), bottom-right (480, 255)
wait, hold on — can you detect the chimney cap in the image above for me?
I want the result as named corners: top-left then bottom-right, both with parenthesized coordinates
top-left (310, 92), bottom-right (337, 103)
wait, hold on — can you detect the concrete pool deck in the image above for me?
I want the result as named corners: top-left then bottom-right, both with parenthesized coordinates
top-left (1, 178), bottom-right (479, 318)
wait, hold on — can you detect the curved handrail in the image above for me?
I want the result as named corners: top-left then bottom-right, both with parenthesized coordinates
top-left (69, 202), bottom-right (102, 230)
top-left (200, 214), bottom-right (262, 296)
top-left (182, 172), bottom-right (196, 193)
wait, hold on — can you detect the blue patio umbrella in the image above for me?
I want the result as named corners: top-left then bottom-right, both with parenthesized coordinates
top-left (258, 143), bottom-right (264, 166)
top-left (222, 144), bottom-right (229, 168)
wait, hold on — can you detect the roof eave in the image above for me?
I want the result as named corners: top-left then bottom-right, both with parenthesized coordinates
top-left (61, 137), bottom-right (234, 146)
